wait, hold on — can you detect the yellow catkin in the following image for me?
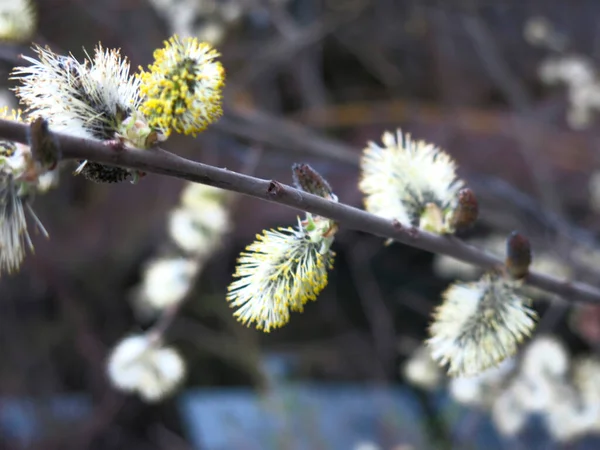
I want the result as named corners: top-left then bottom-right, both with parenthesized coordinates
top-left (138, 35), bottom-right (225, 137)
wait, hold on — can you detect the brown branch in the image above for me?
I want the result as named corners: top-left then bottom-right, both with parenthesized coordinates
top-left (4, 117), bottom-right (600, 304)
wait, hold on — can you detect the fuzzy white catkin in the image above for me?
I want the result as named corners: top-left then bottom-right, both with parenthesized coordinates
top-left (168, 206), bottom-right (228, 257)
top-left (571, 357), bottom-right (600, 434)
top-left (574, 357), bottom-right (600, 401)
top-left (136, 346), bottom-right (186, 402)
top-left (359, 129), bottom-right (464, 232)
top-left (524, 17), bottom-right (553, 45)
top-left (538, 55), bottom-right (600, 129)
top-left (0, 0), bottom-right (35, 42)
top-left (168, 209), bottom-right (207, 254)
top-left (449, 358), bottom-right (515, 406)
top-left (107, 335), bottom-right (151, 391)
top-left (141, 258), bottom-right (199, 309)
top-left (523, 17), bottom-right (566, 51)
top-left (448, 376), bottom-right (481, 405)
top-left (14, 45), bottom-right (141, 141)
top-left (521, 335), bottom-right (569, 378)
top-left (403, 347), bottom-right (442, 390)
top-left (133, 183), bottom-right (229, 315)
top-left (509, 375), bottom-right (557, 413)
top-left (491, 389), bottom-right (529, 437)
top-left (180, 182), bottom-right (227, 210)
top-left (147, 0), bottom-right (242, 45)
top-left (168, 183), bottom-right (230, 257)
top-left (544, 392), bottom-right (597, 442)
top-left (36, 170), bottom-right (59, 193)
top-left (539, 56), bottom-right (596, 86)
top-left (107, 335), bottom-right (185, 402)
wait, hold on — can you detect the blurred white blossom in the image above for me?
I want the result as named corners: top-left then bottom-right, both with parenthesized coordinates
top-left (107, 334), bottom-right (185, 402)
top-left (544, 383), bottom-right (598, 443)
top-left (448, 358), bottom-right (515, 406)
top-left (403, 346), bottom-right (442, 390)
top-left (148, 0), bottom-right (243, 46)
top-left (539, 54), bottom-right (600, 129)
top-left (0, 0), bottom-right (35, 42)
top-left (491, 387), bottom-right (529, 437)
top-left (132, 182), bottom-right (230, 315)
top-left (405, 329), bottom-right (600, 441)
top-left (139, 257), bottom-right (199, 310)
top-left (509, 373), bottom-right (557, 413)
top-left (521, 335), bottom-right (569, 378)
top-left (0, 108), bottom-right (51, 274)
top-left (168, 185), bottom-right (230, 257)
top-left (523, 16), bottom-right (566, 50)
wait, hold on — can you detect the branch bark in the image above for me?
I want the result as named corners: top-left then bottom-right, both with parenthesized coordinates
top-left (4, 117), bottom-right (600, 304)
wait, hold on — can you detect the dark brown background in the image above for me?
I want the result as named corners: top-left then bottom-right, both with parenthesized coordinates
top-left (2, 0), bottom-right (600, 448)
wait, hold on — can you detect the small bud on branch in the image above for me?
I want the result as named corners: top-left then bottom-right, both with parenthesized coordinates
top-left (28, 117), bottom-right (59, 171)
top-left (292, 163), bottom-right (336, 200)
top-left (506, 231), bottom-right (532, 280)
top-left (448, 188), bottom-right (479, 233)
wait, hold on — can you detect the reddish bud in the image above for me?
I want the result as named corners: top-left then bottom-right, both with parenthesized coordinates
top-left (506, 231), bottom-right (532, 279)
top-left (448, 188), bottom-right (478, 232)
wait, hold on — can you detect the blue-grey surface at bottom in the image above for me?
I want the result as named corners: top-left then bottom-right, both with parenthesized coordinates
top-left (179, 384), bottom-right (434, 450)
top-left (0, 395), bottom-right (92, 445)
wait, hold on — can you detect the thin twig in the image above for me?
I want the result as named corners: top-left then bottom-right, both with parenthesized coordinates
top-left (4, 117), bottom-right (600, 303)
top-left (147, 301), bottom-right (181, 345)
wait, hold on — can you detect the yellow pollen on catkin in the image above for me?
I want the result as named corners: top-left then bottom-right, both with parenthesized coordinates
top-left (138, 35), bottom-right (225, 137)
top-left (226, 226), bottom-right (334, 332)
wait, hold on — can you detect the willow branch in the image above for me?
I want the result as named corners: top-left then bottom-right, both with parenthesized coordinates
top-left (4, 118), bottom-right (600, 304)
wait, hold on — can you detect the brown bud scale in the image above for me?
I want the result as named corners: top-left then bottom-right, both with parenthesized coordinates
top-left (448, 188), bottom-right (478, 232)
top-left (505, 231), bottom-right (532, 279)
